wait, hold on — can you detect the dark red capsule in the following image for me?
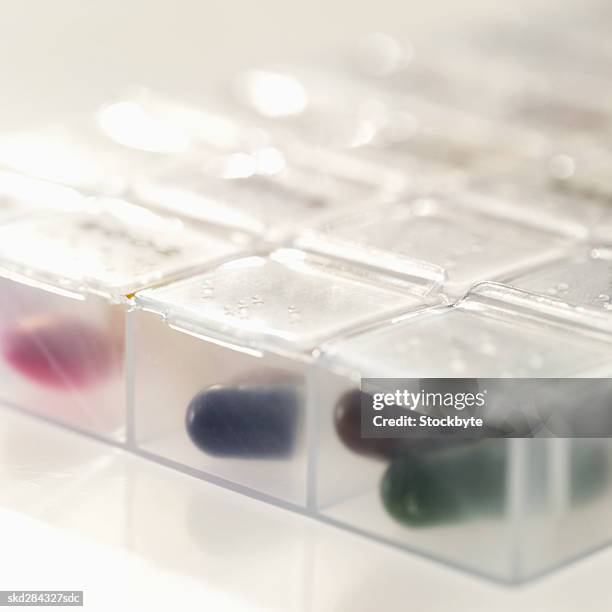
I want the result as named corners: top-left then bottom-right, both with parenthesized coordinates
top-left (2, 316), bottom-right (116, 390)
top-left (335, 381), bottom-right (502, 459)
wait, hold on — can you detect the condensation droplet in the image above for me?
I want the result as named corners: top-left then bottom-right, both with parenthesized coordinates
top-left (288, 305), bottom-right (301, 324)
top-left (201, 280), bottom-right (214, 299)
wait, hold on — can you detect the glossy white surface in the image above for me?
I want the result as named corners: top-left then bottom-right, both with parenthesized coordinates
top-left (0, 405), bottom-right (611, 611)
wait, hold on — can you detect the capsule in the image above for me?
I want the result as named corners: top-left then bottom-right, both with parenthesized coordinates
top-left (186, 383), bottom-right (299, 458)
top-left (381, 441), bottom-right (609, 528)
top-left (2, 316), bottom-right (115, 390)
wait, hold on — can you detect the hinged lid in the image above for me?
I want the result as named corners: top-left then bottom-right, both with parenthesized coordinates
top-left (136, 247), bottom-right (443, 353)
top-left (299, 195), bottom-right (571, 297)
top-left (322, 282), bottom-right (612, 378)
top-left (0, 198), bottom-right (246, 301)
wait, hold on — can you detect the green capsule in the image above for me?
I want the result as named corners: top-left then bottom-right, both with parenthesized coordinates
top-left (381, 441), bottom-right (506, 527)
top-left (381, 440), bottom-right (610, 528)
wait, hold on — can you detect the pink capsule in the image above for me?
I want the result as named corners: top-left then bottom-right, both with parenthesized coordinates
top-left (2, 316), bottom-right (117, 390)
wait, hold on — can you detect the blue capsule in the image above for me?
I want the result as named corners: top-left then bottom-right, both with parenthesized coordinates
top-left (186, 383), bottom-right (299, 458)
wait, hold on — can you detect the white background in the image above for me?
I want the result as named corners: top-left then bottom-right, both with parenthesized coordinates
top-left (1, 1), bottom-right (610, 610)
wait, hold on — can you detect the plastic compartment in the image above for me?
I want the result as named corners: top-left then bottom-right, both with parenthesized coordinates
top-left (0, 170), bottom-right (85, 221)
top-left (133, 137), bottom-right (390, 242)
top-left (298, 195), bottom-right (572, 298)
top-left (0, 198), bottom-right (247, 440)
top-left (0, 91), bottom-right (231, 195)
top-left (548, 142), bottom-right (612, 209)
top-left (467, 161), bottom-right (612, 240)
top-left (130, 248), bottom-right (443, 506)
top-left (231, 66), bottom-right (541, 182)
top-left (315, 282), bottom-right (612, 582)
top-left (505, 246), bottom-right (612, 314)
top-left (348, 33), bottom-right (612, 140)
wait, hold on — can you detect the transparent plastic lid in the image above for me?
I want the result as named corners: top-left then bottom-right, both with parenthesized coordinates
top-left (548, 143), bottom-right (612, 215)
top-left (348, 33), bottom-right (612, 138)
top-left (0, 198), bottom-right (247, 300)
top-left (506, 247), bottom-right (612, 315)
top-left (468, 19), bottom-right (612, 78)
top-left (0, 170), bottom-right (85, 220)
top-left (323, 282), bottom-right (612, 378)
top-left (136, 248), bottom-right (442, 353)
top-left (0, 121), bottom-right (145, 195)
top-left (298, 196), bottom-right (571, 297)
top-left (133, 146), bottom-right (386, 240)
top-left (0, 90), bottom-right (257, 195)
top-left (231, 66), bottom-right (543, 173)
top-left (467, 161), bottom-right (610, 239)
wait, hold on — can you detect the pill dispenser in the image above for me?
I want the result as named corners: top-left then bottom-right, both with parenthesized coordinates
top-left (130, 248), bottom-right (444, 505)
top-left (348, 33), bottom-right (612, 141)
top-left (315, 282), bottom-right (612, 582)
top-left (298, 194), bottom-right (573, 298)
top-left (466, 161), bottom-right (612, 240)
top-left (133, 142), bottom-right (395, 243)
top-left (0, 170), bottom-right (84, 221)
top-left (231, 66), bottom-right (543, 177)
top-left (0, 91), bottom-right (246, 195)
top-left (505, 246), bottom-right (612, 314)
top-left (0, 197), bottom-right (248, 439)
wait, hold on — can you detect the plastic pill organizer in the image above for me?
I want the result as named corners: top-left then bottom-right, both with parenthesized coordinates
top-left (316, 283), bottom-right (612, 582)
top-left (2, 5), bottom-right (612, 584)
top-left (0, 197), bottom-right (248, 439)
top-left (0, 170), bottom-right (84, 221)
top-left (347, 32), bottom-right (612, 141)
top-left (131, 248), bottom-right (442, 505)
top-left (1, 91), bottom-right (392, 243)
top-left (231, 64), bottom-right (547, 180)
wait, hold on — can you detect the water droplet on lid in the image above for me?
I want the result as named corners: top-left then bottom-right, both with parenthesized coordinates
top-left (251, 294), bottom-right (264, 306)
top-left (557, 282), bottom-right (569, 291)
top-left (598, 294), bottom-right (610, 301)
top-left (547, 287), bottom-right (558, 295)
top-left (549, 154), bottom-right (575, 180)
top-left (287, 305), bottom-right (301, 324)
top-left (201, 280), bottom-right (214, 299)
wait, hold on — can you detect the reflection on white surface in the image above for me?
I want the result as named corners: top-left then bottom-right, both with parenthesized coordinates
top-left (219, 146), bottom-right (289, 180)
top-left (0, 134), bottom-right (110, 191)
top-left (97, 101), bottom-right (192, 154)
top-left (0, 171), bottom-right (84, 213)
top-left (352, 33), bottom-right (412, 76)
top-left (235, 70), bottom-right (308, 117)
top-left (0, 406), bottom-right (611, 611)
